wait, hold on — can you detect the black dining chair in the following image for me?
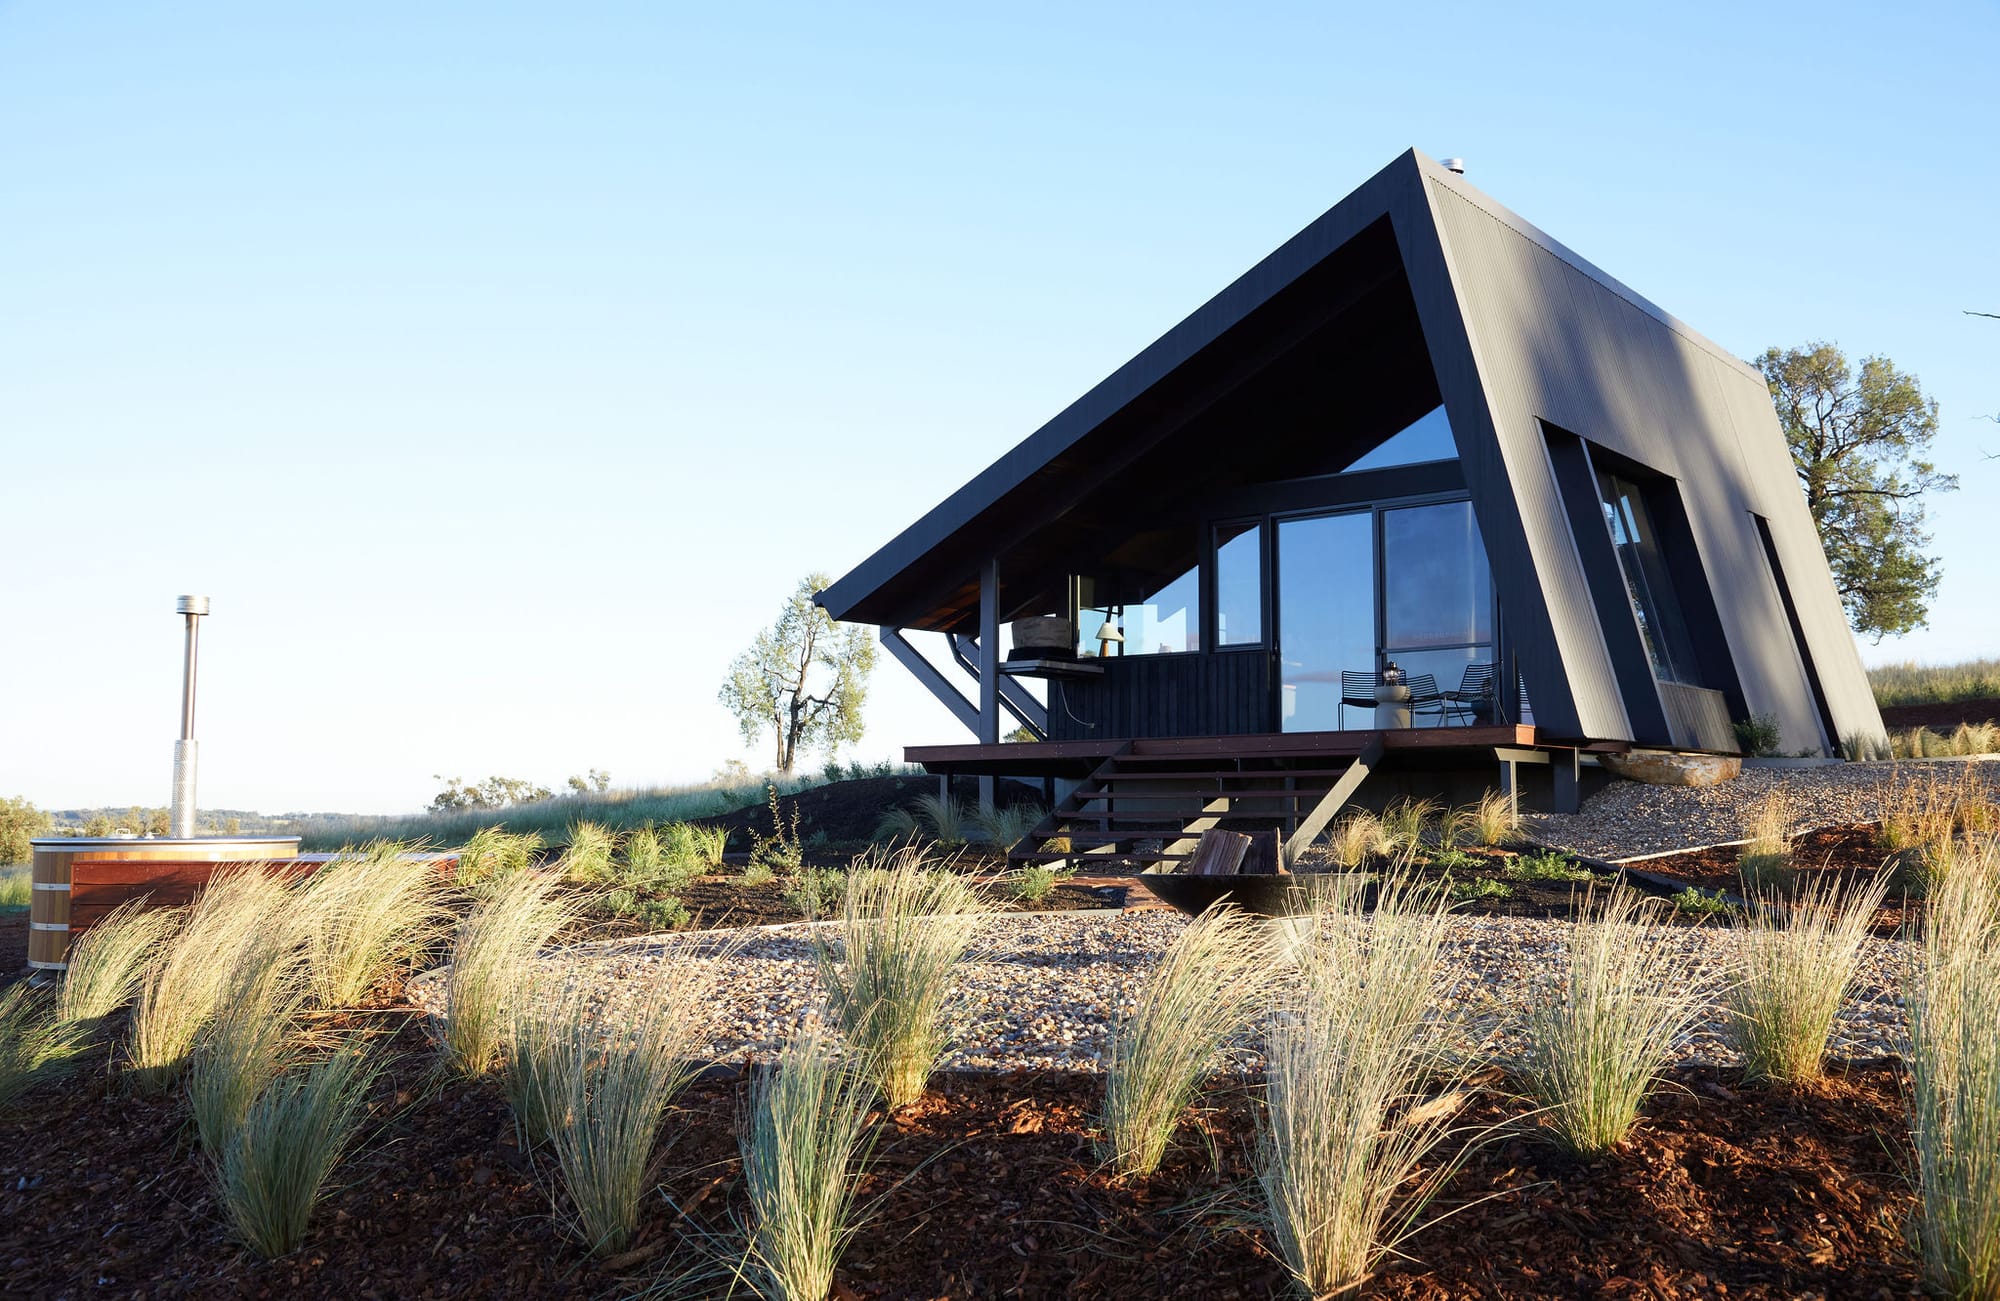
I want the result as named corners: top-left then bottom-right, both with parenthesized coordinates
top-left (1444, 663), bottom-right (1499, 725)
top-left (1402, 673), bottom-right (1450, 726)
top-left (1339, 671), bottom-right (1382, 729)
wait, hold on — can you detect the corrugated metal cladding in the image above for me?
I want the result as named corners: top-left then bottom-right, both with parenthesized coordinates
top-left (1423, 173), bottom-right (1881, 752)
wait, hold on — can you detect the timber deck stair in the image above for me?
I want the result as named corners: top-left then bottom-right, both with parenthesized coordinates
top-left (1005, 733), bottom-right (1384, 873)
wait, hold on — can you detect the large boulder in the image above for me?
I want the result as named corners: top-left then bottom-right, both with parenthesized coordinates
top-left (1601, 750), bottom-right (1742, 788)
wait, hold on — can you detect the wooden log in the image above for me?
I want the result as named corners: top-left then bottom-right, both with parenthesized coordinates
top-left (1184, 829), bottom-right (1251, 876)
top-left (1238, 830), bottom-right (1283, 875)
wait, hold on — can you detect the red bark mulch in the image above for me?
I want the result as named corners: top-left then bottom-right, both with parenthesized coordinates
top-left (0, 1011), bottom-right (1923, 1300)
top-left (1622, 822), bottom-right (1918, 933)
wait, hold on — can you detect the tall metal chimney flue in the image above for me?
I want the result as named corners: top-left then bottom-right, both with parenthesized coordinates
top-left (170, 595), bottom-right (210, 839)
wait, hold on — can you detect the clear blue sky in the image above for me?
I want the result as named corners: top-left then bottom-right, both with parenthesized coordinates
top-left (3, 1), bottom-right (1995, 814)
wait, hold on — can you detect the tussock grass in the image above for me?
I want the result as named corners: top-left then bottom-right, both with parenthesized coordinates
top-left (909, 794), bottom-right (970, 848)
top-left (1736, 791), bottom-right (1795, 894)
top-left (216, 1041), bottom-right (380, 1259)
top-left (1870, 658), bottom-right (2000, 707)
top-left (873, 807), bottom-right (918, 841)
top-left (1906, 837), bottom-right (2000, 1296)
top-left (742, 1026), bottom-right (879, 1301)
top-left (1722, 874), bottom-right (1890, 1085)
top-left (1462, 789), bottom-right (1522, 848)
top-left (1517, 887), bottom-right (1711, 1155)
top-left (969, 802), bottom-right (1045, 848)
top-left (1378, 797), bottom-right (1439, 852)
top-left (541, 958), bottom-right (733, 1254)
top-left (0, 984), bottom-right (88, 1108)
top-left (299, 842), bottom-right (446, 1007)
top-left (435, 870), bottom-right (582, 1076)
top-left (1891, 723), bottom-right (2000, 759)
top-left (454, 827), bottom-right (543, 891)
top-left (127, 869), bottom-right (298, 1094)
top-left (1098, 904), bottom-right (1277, 1179)
top-left (1255, 870), bottom-right (1468, 1296)
top-left (813, 849), bottom-right (978, 1107)
top-left (0, 863), bottom-right (30, 911)
top-left (1324, 811), bottom-right (1390, 868)
top-left (188, 939), bottom-right (306, 1155)
top-left (559, 821), bottom-right (617, 883)
top-left (56, 900), bottom-right (179, 1029)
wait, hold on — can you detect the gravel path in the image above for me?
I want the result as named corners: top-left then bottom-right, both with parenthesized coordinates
top-left (1528, 758), bottom-right (2000, 861)
top-left (406, 909), bottom-right (1913, 1074)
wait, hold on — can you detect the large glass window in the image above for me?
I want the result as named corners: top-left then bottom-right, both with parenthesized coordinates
top-left (1214, 521), bottom-right (1263, 646)
top-left (1596, 470), bottom-right (1701, 684)
top-left (1277, 511), bottom-right (1376, 731)
top-left (1077, 564), bottom-right (1199, 657)
top-left (1343, 405), bottom-right (1458, 473)
top-left (1383, 501), bottom-right (1491, 649)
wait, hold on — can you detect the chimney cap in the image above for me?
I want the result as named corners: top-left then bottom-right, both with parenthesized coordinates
top-left (1440, 157), bottom-right (1467, 174)
top-left (176, 595), bottom-right (210, 616)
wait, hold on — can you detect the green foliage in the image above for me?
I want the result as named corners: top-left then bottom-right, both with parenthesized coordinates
top-left (1006, 864), bottom-right (1071, 904)
top-left (1760, 343), bottom-right (1955, 638)
top-left (911, 793), bottom-right (970, 847)
top-left (1378, 798), bottom-right (1438, 852)
top-left (1732, 713), bottom-right (1782, 757)
top-left (737, 861), bottom-right (777, 887)
top-left (57, 900), bottom-right (180, 1028)
top-left (0, 984), bottom-right (89, 1108)
top-left (435, 870), bottom-right (581, 1077)
top-left (0, 864), bottom-right (29, 912)
top-left (1427, 847), bottom-right (1482, 873)
top-left (1723, 874), bottom-right (1891, 1085)
top-left (969, 802), bottom-right (1045, 848)
top-left (1668, 887), bottom-right (1734, 919)
top-left (749, 786), bottom-right (805, 876)
top-left (565, 768), bottom-right (612, 795)
top-left (1869, 658), bottom-right (2000, 707)
top-left (785, 867), bottom-right (843, 919)
top-left (630, 896), bottom-right (690, 930)
top-left (299, 842), bottom-right (447, 1007)
top-left (216, 1042), bottom-right (379, 1259)
top-left (0, 796), bottom-right (51, 867)
top-left (429, 774), bottom-right (556, 814)
top-left (1502, 850), bottom-right (1592, 884)
top-left (718, 572), bottom-right (877, 773)
top-left (873, 807), bottom-right (919, 841)
top-left (1448, 876), bottom-right (1512, 903)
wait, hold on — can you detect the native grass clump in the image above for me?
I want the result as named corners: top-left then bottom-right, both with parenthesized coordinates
top-left (298, 841), bottom-right (448, 1007)
top-left (1461, 788), bottom-right (1522, 848)
top-left (1878, 769), bottom-right (1997, 898)
top-left (1905, 835), bottom-right (2000, 1297)
top-left (127, 868), bottom-right (299, 1094)
top-left (56, 899), bottom-right (180, 1030)
top-left (742, 1026), bottom-right (880, 1301)
top-left (812, 849), bottom-right (979, 1107)
top-left (1255, 871), bottom-right (1471, 1296)
top-left (1006, 863), bottom-right (1071, 904)
top-left (1890, 721), bottom-right (2000, 759)
top-left (0, 983), bottom-right (89, 1108)
top-left (506, 955), bottom-right (733, 1253)
top-left (187, 936), bottom-right (308, 1156)
top-left (455, 827), bottom-right (544, 892)
top-left (1098, 903), bottom-right (1277, 1179)
top-left (1517, 887), bottom-right (1711, 1155)
top-left (435, 869), bottom-right (583, 1076)
top-left (559, 821), bottom-right (618, 883)
top-left (1722, 873), bottom-right (1891, 1085)
top-left (216, 1041), bottom-right (380, 1260)
top-left (1736, 791), bottom-right (1795, 895)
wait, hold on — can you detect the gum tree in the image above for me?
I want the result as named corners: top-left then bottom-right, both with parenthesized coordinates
top-left (719, 573), bottom-right (875, 773)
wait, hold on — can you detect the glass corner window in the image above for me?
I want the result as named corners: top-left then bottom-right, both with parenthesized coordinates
top-left (1214, 520), bottom-right (1264, 646)
top-left (1077, 564), bottom-right (1199, 657)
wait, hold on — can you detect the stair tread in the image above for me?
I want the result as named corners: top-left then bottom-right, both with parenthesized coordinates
top-left (1070, 787), bottom-right (1336, 801)
top-left (1052, 810), bottom-right (1303, 824)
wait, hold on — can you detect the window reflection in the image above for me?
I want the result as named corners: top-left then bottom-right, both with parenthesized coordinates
top-left (1215, 521), bottom-right (1263, 646)
top-left (1595, 471), bottom-right (1701, 685)
top-left (1077, 565), bottom-right (1199, 657)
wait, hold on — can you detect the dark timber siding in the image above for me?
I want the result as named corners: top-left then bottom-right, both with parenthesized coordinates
top-left (1045, 652), bottom-right (1271, 742)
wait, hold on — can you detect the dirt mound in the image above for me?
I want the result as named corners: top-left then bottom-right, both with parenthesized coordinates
top-left (695, 774), bottom-right (1044, 852)
top-left (1878, 696), bottom-right (2000, 730)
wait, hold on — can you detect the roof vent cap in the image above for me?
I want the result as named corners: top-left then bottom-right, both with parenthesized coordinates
top-left (1440, 157), bottom-right (1467, 175)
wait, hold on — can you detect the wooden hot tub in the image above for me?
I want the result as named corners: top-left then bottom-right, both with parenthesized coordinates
top-left (27, 836), bottom-right (303, 971)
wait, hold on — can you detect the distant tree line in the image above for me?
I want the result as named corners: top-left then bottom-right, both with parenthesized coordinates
top-left (428, 769), bottom-right (612, 814)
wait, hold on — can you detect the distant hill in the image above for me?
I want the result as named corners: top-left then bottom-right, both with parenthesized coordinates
top-left (45, 807), bottom-right (368, 838)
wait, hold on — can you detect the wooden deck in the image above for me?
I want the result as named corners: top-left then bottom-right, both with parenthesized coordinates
top-left (907, 724), bottom-right (1563, 776)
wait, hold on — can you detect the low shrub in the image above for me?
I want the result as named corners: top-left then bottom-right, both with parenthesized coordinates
top-left (910, 794), bottom-right (971, 848)
top-left (630, 896), bottom-right (690, 930)
top-left (1734, 713), bottom-right (1782, 757)
top-left (216, 1042), bottom-right (379, 1259)
top-left (813, 849), bottom-right (979, 1107)
top-left (743, 1027), bottom-right (879, 1300)
top-left (748, 787), bottom-right (806, 876)
top-left (559, 822), bottom-right (617, 884)
top-left (785, 867), bottom-right (844, 919)
top-left (1667, 887), bottom-right (1734, 919)
top-left (1098, 904), bottom-right (1276, 1179)
top-left (1501, 850), bottom-right (1592, 883)
top-left (1428, 847), bottom-right (1482, 873)
top-left (1722, 873), bottom-right (1890, 1085)
top-left (737, 861), bottom-right (777, 887)
top-left (1518, 888), bottom-right (1711, 1155)
top-left (1006, 864), bottom-right (1070, 904)
top-left (1448, 876), bottom-right (1511, 903)
top-left (662, 821), bottom-right (728, 876)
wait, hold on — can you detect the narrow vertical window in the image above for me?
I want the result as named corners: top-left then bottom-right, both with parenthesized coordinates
top-left (1215, 521), bottom-right (1263, 646)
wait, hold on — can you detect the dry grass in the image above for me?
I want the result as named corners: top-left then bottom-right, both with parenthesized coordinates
top-left (1255, 870), bottom-right (1468, 1296)
top-left (299, 842), bottom-right (448, 1007)
top-left (56, 900), bottom-right (180, 1029)
top-left (1461, 789), bottom-right (1522, 848)
top-left (434, 870), bottom-right (581, 1076)
top-left (1722, 874), bottom-right (1891, 1085)
top-left (216, 1041), bottom-right (380, 1259)
top-left (1517, 887), bottom-right (1712, 1155)
top-left (742, 1025), bottom-right (879, 1301)
top-left (1906, 836), bottom-right (2000, 1296)
top-left (1736, 791), bottom-right (1795, 894)
top-left (1323, 811), bottom-right (1390, 868)
top-left (812, 848), bottom-right (979, 1107)
top-left (126, 869), bottom-right (298, 1094)
top-left (559, 821), bottom-right (617, 884)
top-left (1097, 903), bottom-right (1278, 1179)
top-left (0, 984), bottom-right (88, 1108)
top-left (1378, 798), bottom-right (1439, 853)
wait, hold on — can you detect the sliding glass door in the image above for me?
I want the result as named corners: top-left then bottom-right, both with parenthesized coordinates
top-left (1380, 500), bottom-right (1493, 704)
top-left (1276, 511), bottom-right (1375, 732)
